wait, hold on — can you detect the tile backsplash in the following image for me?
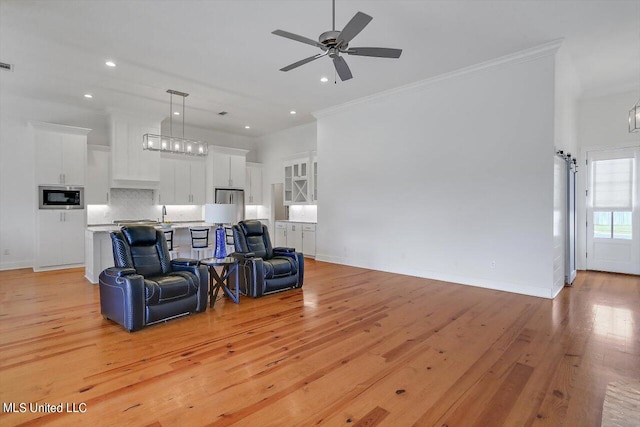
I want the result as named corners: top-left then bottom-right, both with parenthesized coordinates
top-left (87, 189), bottom-right (204, 224)
top-left (289, 205), bottom-right (317, 222)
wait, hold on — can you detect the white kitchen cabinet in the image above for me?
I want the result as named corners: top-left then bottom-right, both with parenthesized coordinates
top-left (86, 146), bottom-right (110, 205)
top-left (159, 157), bottom-right (176, 204)
top-left (245, 162), bottom-right (263, 205)
top-left (275, 221), bottom-right (287, 248)
top-left (213, 152), bottom-right (246, 188)
top-left (274, 221), bottom-right (316, 257)
top-left (176, 159), bottom-right (205, 205)
top-left (286, 223), bottom-right (303, 253)
top-left (36, 210), bottom-right (85, 269)
top-left (206, 146), bottom-right (248, 202)
top-left (110, 113), bottom-right (161, 187)
top-left (159, 156), bottom-right (206, 205)
top-left (302, 223), bottom-right (316, 257)
top-left (32, 122), bottom-right (90, 186)
top-left (283, 154), bottom-right (316, 205)
top-left (85, 230), bottom-right (115, 283)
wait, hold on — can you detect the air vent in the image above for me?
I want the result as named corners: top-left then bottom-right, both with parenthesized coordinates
top-left (218, 111), bottom-right (228, 116)
top-left (0, 62), bottom-right (13, 71)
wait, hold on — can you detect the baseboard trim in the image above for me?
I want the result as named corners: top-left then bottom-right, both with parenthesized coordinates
top-left (315, 254), bottom-right (556, 299)
top-left (0, 260), bottom-right (33, 271)
top-left (33, 263), bottom-right (84, 273)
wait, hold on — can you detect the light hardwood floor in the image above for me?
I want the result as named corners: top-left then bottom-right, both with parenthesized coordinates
top-left (0, 261), bottom-right (638, 426)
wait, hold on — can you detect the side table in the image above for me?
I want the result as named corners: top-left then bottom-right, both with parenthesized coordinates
top-left (200, 257), bottom-right (240, 308)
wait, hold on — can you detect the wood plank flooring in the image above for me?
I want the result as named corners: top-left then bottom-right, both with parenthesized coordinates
top-left (0, 261), bottom-right (638, 426)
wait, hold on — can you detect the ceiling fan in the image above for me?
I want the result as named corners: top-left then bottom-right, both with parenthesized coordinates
top-left (272, 0), bottom-right (403, 81)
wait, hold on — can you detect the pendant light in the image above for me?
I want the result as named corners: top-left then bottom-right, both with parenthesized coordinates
top-left (142, 89), bottom-right (209, 156)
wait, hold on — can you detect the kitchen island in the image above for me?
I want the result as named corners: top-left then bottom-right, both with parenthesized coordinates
top-left (84, 222), bottom-right (213, 284)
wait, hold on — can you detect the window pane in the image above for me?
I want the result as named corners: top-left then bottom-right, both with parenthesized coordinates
top-left (594, 212), bottom-right (612, 238)
top-left (613, 211), bottom-right (632, 240)
top-left (593, 158), bottom-right (633, 210)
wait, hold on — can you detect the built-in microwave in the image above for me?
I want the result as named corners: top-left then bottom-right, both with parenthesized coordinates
top-left (38, 186), bottom-right (84, 209)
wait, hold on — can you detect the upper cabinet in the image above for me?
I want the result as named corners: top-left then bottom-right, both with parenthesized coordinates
top-left (284, 151), bottom-right (317, 205)
top-left (207, 146), bottom-right (248, 202)
top-left (159, 155), bottom-right (206, 205)
top-left (32, 122), bottom-right (91, 186)
top-left (211, 149), bottom-right (247, 188)
top-left (86, 145), bottom-right (110, 205)
top-left (109, 112), bottom-right (161, 188)
top-left (246, 162), bottom-right (263, 205)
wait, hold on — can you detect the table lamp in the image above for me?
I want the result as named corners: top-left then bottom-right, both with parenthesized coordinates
top-left (204, 204), bottom-right (236, 258)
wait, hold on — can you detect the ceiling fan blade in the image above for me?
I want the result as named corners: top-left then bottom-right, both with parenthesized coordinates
top-left (280, 52), bottom-right (327, 72)
top-left (336, 12), bottom-right (372, 45)
top-left (272, 29), bottom-right (325, 49)
top-left (333, 56), bottom-right (353, 81)
top-left (346, 47), bottom-right (403, 59)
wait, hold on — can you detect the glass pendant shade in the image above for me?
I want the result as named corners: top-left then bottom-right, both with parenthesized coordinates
top-left (142, 89), bottom-right (209, 156)
top-left (143, 134), bottom-right (208, 156)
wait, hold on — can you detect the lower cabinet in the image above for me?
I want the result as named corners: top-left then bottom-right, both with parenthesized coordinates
top-left (302, 223), bottom-right (316, 258)
top-left (85, 231), bottom-right (115, 283)
top-left (274, 221), bottom-right (316, 258)
top-left (36, 210), bottom-right (85, 270)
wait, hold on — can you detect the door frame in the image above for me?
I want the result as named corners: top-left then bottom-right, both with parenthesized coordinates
top-left (584, 145), bottom-right (640, 274)
top-left (577, 143), bottom-right (640, 272)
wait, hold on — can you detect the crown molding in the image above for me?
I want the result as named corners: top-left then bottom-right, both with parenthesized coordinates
top-left (28, 121), bottom-right (92, 135)
top-left (313, 39), bottom-right (563, 119)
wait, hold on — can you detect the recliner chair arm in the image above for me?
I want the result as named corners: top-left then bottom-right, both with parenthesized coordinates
top-left (99, 270), bottom-right (145, 332)
top-left (233, 252), bottom-right (256, 260)
top-left (273, 247), bottom-right (295, 254)
top-left (171, 258), bottom-right (199, 267)
top-left (103, 267), bottom-right (137, 278)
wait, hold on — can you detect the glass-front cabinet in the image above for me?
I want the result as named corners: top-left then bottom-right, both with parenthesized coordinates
top-left (284, 158), bottom-right (309, 205)
top-left (312, 154), bottom-right (318, 203)
top-left (283, 153), bottom-right (316, 205)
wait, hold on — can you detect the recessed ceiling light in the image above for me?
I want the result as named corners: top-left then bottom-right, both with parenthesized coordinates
top-left (320, 77), bottom-right (329, 83)
top-left (173, 111), bottom-right (180, 116)
top-left (83, 94), bottom-right (93, 99)
top-left (290, 110), bottom-right (296, 115)
top-left (244, 125), bottom-right (251, 129)
top-left (105, 60), bottom-right (116, 67)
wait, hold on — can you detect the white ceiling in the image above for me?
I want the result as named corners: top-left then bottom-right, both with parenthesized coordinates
top-left (1, 0), bottom-right (638, 137)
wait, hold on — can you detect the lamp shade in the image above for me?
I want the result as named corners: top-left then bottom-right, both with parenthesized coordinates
top-left (205, 204), bottom-right (236, 224)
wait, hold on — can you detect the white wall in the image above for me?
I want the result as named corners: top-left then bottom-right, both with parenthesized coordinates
top-left (552, 45), bottom-right (581, 292)
top-left (255, 122), bottom-right (317, 229)
top-left (314, 45), bottom-right (558, 298)
top-left (576, 90), bottom-right (640, 269)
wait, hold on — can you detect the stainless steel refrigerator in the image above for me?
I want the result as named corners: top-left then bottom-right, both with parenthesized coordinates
top-left (214, 188), bottom-right (245, 224)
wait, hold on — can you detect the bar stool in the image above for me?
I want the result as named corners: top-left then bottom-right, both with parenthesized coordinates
top-left (163, 229), bottom-right (180, 260)
top-left (189, 227), bottom-right (213, 259)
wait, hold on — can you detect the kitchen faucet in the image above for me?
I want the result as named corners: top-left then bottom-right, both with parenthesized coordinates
top-left (161, 205), bottom-right (167, 223)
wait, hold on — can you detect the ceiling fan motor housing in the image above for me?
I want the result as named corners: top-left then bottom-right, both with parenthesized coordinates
top-left (319, 30), bottom-right (344, 48)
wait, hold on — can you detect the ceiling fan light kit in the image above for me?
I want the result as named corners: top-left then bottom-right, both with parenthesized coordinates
top-left (272, 0), bottom-right (402, 81)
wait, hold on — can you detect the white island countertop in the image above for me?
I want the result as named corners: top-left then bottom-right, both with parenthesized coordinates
top-left (86, 221), bottom-right (214, 233)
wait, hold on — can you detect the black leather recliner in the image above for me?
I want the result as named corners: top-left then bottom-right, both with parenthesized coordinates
top-left (232, 220), bottom-right (304, 298)
top-left (98, 226), bottom-right (208, 331)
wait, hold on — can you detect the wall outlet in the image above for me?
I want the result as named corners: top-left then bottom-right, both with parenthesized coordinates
top-left (490, 260), bottom-right (496, 269)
